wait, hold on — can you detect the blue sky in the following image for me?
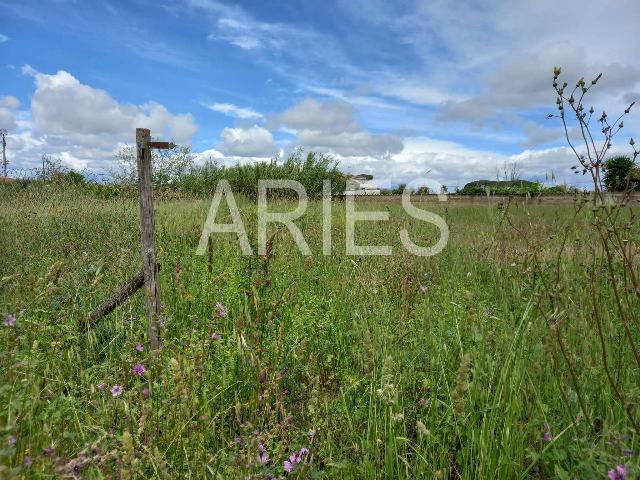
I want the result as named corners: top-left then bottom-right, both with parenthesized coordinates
top-left (1, 0), bottom-right (639, 188)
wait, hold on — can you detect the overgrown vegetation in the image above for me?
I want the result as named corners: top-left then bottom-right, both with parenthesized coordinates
top-left (0, 184), bottom-right (638, 478)
top-left (0, 71), bottom-right (639, 479)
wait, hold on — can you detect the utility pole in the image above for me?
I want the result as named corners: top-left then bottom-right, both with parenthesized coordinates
top-left (0, 129), bottom-right (7, 178)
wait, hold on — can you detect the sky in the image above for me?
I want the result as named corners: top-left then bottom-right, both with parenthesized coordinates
top-left (1, 0), bottom-right (639, 189)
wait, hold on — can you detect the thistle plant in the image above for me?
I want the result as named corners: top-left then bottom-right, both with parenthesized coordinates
top-left (544, 68), bottom-right (640, 435)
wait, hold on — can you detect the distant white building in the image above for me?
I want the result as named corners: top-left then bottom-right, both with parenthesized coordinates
top-left (344, 174), bottom-right (381, 195)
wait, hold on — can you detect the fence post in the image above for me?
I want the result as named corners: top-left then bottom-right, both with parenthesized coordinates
top-left (136, 128), bottom-right (161, 350)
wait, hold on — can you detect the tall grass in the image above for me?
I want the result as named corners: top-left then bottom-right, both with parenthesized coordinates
top-left (0, 184), bottom-right (638, 478)
top-left (175, 150), bottom-right (346, 198)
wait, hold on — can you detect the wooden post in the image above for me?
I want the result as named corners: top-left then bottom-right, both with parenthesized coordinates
top-left (136, 128), bottom-right (161, 350)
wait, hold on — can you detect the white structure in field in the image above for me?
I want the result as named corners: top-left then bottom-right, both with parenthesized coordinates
top-left (344, 174), bottom-right (381, 195)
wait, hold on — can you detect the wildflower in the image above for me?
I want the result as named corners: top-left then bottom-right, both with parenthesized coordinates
top-left (133, 364), bottom-right (146, 376)
top-left (110, 384), bottom-right (123, 397)
top-left (419, 285), bottom-right (428, 293)
top-left (135, 343), bottom-right (144, 353)
top-left (624, 449), bottom-right (634, 457)
top-left (234, 435), bottom-right (243, 446)
top-left (211, 332), bottom-right (221, 341)
top-left (608, 465), bottom-right (627, 480)
top-left (283, 447), bottom-right (309, 473)
top-left (284, 452), bottom-right (296, 473)
top-left (23, 456), bottom-right (31, 467)
top-left (543, 422), bottom-right (552, 443)
top-left (8, 436), bottom-right (16, 446)
top-left (141, 387), bottom-right (150, 398)
top-left (257, 443), bottom-right (269, 465)
top-left (4, 314), bottom-right (16, 327)
top-left (97, 383), bottom-right (105, 391)
top-left (215, 302), bottom-right (226, 317)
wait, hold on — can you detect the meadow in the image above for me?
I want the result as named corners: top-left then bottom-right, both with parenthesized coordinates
top-left (1, 183), bottom-right (639, 479)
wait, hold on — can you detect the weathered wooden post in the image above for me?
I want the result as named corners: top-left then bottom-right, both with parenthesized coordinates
top-left (136, 128), bottom-right (175, 350)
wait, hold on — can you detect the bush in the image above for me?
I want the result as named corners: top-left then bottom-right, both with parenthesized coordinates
top-left (459, 179), bottom-right (543, 196)
top-left (603, 155), bottom-right (639, 191)
top-left (174, 150), bottom-right (346, 199)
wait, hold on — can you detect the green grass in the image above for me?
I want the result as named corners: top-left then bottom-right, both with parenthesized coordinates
top-left (0, 183), bottom-right (638, 478)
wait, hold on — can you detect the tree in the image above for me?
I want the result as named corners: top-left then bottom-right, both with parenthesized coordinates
top-left (603, 155), bottom-right (639, 191)
top-left (112, 144), bottom-right (194, 186)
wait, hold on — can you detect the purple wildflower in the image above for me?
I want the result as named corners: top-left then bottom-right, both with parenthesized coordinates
top-left (284, 454), bottom-right (296, 473)
top-left (141, 387), bottom-right (150, 398)
top-left (235, 435), bottom-right (243, 445)
top-left (543, 423), bottom-right (552, 443)
top-left (608, 465), bottom-right (627, 480)
top-left (4, 314), bottom-right (16, 327)
top-left (135, 343), bottom-right (144, 353)
top-left (211, 332), bottom-right (221, 341)
top-left (257, 443), bottom-right (269, 465)
top-left (97, 383), bottom-right (105, 391)
top-left (23, 456), bottom-right (32, 467)
top-left (283, 447), bottom-right (309, 473)
top-left (624, 449), bottom-right (634, 457)
top-left (133, 364), bottom-right (146, 376)
top-left (8, 436), bottom-right (16, 446)
top-left (110, 384), bottom-right (123, 397)
top-left (215, 302), bottom-right (226, 318)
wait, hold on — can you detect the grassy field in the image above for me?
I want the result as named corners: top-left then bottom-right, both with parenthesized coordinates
top-left (1, 184), bottom-right (639, 479)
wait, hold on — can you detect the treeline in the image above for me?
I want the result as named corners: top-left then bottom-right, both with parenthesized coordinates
top-left (457, 179), bottom-right (581, 196)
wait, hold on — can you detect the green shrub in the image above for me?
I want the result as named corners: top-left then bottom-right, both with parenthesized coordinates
top-left (174, 150), bottom-right (346, 199)
top-left (603, 155), bottom-right (639, 191)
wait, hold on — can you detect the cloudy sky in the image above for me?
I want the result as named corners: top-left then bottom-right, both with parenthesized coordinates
top-left (1, 0), bottom-right (639, 188)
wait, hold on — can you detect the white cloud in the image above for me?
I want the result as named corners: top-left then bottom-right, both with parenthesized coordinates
top-left (25, 67), bottom-right (197, 143)
top-left (203, 102), bottom-right (262, 119)
top-left (323, 137), bottom-right (591, 190)
top-left (0, 96), bottom-right (21, 131)
top-left (271, 98), bottom-right (404, 157)
top-left (217, 125), bottom-right (277, 157)
top-left (275, 98), bottom-right (359, 134)
top-left (4, 67), bottom-right (198, 171)
top-left (0, 34), bottom-right (8, 43)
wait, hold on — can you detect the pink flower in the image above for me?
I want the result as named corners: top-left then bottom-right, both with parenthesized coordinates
top-left (543, 423), bottom-right (552, 442)
top-left (211, 332), bottom-right (221, 341)
top-left (608, 465), bottom-right (627, 480)
top-left (110, 384), bottom-right (123, 397)
top-left (97, 383), bottom-right (105, 391)
top-left (215, 302), bottom-right (226, 317)
top-left (135, 343), bottom-right (144, 353)
top-left (4, 314), bottom-right (16, 327)
top-left (141, 387), bottom-right (150, 398)
top-left (257, 443), bottom-right (269, 465)
top-left (133, 364), bottom-right (145, 376)
top-left (283, 447), bottom-right (309, 473)
top-left (283, 452), bottom-right (297, 473)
